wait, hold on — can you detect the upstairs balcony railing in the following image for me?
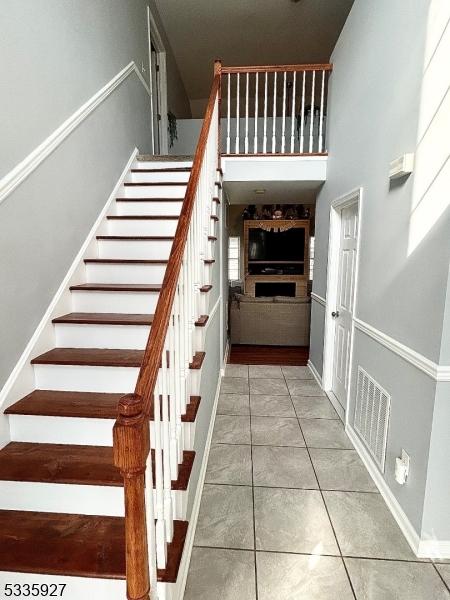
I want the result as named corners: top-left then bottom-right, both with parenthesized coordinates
top-left (221, 63), bottom-right (332, 156)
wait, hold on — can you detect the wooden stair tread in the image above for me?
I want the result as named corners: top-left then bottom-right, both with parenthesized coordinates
top-left (210, 215), bottom-right (219, 221)
top-left (213, 196), bottom-right (221, 204)
top-left (97, 235), bottom-right (174, 241)
top-left (130, 167), bottom-right (191, 173)
top-left (189, 351), bottom-right (206, 370)
top-left (0, 510), bottom-right (188, 582)
top-left (115, 198), bottom-right (183, 202)
top-left (204, 259), bottom-right (215, 264)
top-left (195, 315), bottom-right (209, 327)
top-left (6, 390), bottom-right (201, 423)
top-left (31, 348), bottom-right (144, 367)
top-left (52, 313), bottom-right (154, 326)
top-left (31, 348), bottom-right (206, 369)
top-left (84, 258), bottom-right (168, 264)
top-left (107, 215), bottom-right (179, 220)
top-left (0, 510), bottom-right (125, 579)
top-left (124, 182), bottom-right (186, 187)
top-left (0, 442), bottom-right (195, 491)
top-left (200, 284), bottom-right (212, 292)
top-left (70, 283), bottom-right (162, 292)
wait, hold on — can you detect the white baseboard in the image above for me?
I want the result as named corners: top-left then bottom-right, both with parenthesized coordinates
top-left (175, 353), bottom-right (225, 599)
top-left (346, 424), bottom-right (424, 556)
top-left (307, 359), bottom-right (322, 386)
top-left (417, 539), bottom-right (450, 560)
top-left (221, 339), bottom-right (230, 377)
top-left (0, 148), bottom-right (139, 443)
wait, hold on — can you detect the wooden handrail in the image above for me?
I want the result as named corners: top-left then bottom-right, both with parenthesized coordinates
top-left (222, 63), bottom-right (332, 74)
top-left (134, 63), bottom-right (221, 411)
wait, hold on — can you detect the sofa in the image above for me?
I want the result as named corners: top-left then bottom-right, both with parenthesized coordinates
top-left (230, 294), bottom-right (311, 346)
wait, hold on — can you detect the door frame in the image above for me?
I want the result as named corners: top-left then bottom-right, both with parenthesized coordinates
top-left (322, 187), bottom-right (363, 424)
top-left (147, 7), bottom-right (169, 154)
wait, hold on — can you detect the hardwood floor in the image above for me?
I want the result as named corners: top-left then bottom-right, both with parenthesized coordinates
top-left (228, 345), bottom-right (309, 366)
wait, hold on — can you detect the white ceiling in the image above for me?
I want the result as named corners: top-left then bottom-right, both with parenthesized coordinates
top-left (224, 180), bottom-right (323, 205)
top-left (155, 0), bottom-right (353, 103)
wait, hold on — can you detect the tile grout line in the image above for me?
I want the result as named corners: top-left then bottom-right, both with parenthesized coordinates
top-left (282, 368), bottom-right (359, 600)
top-left (246, 369), bottom-right (259, 600)
top-left (432, 562), bottom-right (450, 593)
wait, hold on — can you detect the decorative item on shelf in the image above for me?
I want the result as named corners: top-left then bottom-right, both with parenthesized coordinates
top-left (272, 204), bottom-right (283, 220)
top-left (167, 111), bottom-right (178, 148)
top-left (285, 205), bottom-right (299, 220)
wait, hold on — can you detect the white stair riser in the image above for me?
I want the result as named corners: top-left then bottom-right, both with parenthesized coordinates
top-left (108, 219), bottom-right (178, 236)
top-left (34, 364), bottom-right (139, 393)
top-left (9, 415), bottom-right (195, 450)
top-left (85, 263), bottom-right (166, 284)
top-left (71, 290), bottom-right (160, 313)
top-left (135, 160), bottom-right (192, 169)
top-left (128, 171), bottom-right (190, 183)
top-left (54, 323), bottom-right (150, 349)
top-left (0, 572), bottom-right (126, 600)
top-left (116, 201), bottom-right (182, 216)
top-left (98, 239), bottom-right (173, 260)
top-left (0, 480), bottom-right (187, 519)
top-left (120, 185), bottom-right (186, 199)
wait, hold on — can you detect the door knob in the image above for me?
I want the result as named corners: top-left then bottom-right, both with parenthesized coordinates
top-left (331, 310), bottom-right (340, 318)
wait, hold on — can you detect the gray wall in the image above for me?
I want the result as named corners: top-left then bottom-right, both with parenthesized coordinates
top-left (311, 0), bottom-right (450, 543)
top-left (0, 0), bottom-right (189, 389)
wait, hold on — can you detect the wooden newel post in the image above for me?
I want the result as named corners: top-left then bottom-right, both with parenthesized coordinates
top-left (113, 394), bottom-right (151, 600)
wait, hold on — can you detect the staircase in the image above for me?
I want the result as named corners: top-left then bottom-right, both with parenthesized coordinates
top-left (0, 140), bottom-right (222, 599)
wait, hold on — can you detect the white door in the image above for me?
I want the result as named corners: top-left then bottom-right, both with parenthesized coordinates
top-left (331, 203), bottom-right (358, 408)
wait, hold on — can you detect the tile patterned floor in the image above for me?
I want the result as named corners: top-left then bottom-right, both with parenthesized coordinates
top-left (184, 365), bottom-right (450, 600)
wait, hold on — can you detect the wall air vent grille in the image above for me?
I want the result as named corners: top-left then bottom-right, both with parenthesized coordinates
top-left (354, 366), bottom-right (391, 472)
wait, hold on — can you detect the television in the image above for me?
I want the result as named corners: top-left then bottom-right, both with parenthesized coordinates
top-left (248, 227), bottom-right (305, 262)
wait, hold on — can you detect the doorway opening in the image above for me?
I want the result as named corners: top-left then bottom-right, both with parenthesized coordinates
top-left (147, 7), bottom-right (169, 154)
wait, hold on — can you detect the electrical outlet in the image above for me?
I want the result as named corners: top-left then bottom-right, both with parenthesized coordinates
top-left (395, 449), bottom-right (410, 485)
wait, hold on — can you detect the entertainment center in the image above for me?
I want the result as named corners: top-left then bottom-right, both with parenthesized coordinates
top-left (243, 219), bottom-right (310, 297)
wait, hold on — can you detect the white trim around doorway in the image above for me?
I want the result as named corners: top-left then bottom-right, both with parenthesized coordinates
top-left (322, 187), bottom-right (363, 426)
top-left (147, 9), bottom-right (169, 154)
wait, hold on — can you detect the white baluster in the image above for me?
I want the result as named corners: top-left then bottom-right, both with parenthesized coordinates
top-left (144, 431), bottom-right (157, 593)
top-left (253, 72), bottom-right (259, 153)
top-left (318, 69), bottom-right (325, 153)
top-left (300, 71), bottom-right (306, 153)
top-left (235, 73), bottom-right (240, 154)
top-left (245, 72), bottom-right (249, 153)
top-left (272, 71), bottom-right (277, 153)
top-left (168, 315), bottom-right (179, 480)
top-left (161, 343), bottom-right (173, 542)
top-left (227, 73), bottom-right (231, 154)
top-left (309, 70), bottom-right (315, 153)
top-left (263, 72), bottom-right (268, 153)
top-left (281, 71), bottom-right (287, 153)
top-left (290, 71), bottom-right (297, 153)
top-left (154, 375), bottom-right (167, 569)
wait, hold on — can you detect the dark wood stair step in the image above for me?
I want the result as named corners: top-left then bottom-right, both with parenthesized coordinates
top-left (195, 315), bottom-right (209, 327)
top-left (84, 259), bottom-right (168, 265)
top-left (208, 235), bottom-right (217, 241)
top-left (210, 215), bottom-right (219, 221)
top-left (116, 197), bottom-right (183, 202)
top-left (107, 215), bottom-right (179, 220)
top-left (31, 348), bottom-right (206, 369)
top-left (70, 283), bottom-right (162, 292)
top-left (204, 259), bottom-right (215, 265)
top-left (31, 348), bottom-right (144, 367)
top-left (6, 390), bottom-right (201, 423)
top-left (213, 196), bottom-right (221, 204)
top-left (0, 442), bottom-right (195, 491)
top-left (131, 167), bottom-right (191, 173)
top-left (97, 235), bottom-right (174, 241)
top-left (0, 510), bottom-right (187, 582)
top-left (124, 182), bottom-right (186, 187)
top-left (52, 313), bottom-right (154, 326)
top-left (200, 284), bottom-right (212, 293)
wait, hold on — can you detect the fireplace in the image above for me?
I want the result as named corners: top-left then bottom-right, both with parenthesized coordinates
top-left (255, 282), bottom-right (296, 297)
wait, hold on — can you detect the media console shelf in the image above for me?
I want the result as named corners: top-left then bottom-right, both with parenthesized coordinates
top-left (244, 219), bottom-right (310, 297)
